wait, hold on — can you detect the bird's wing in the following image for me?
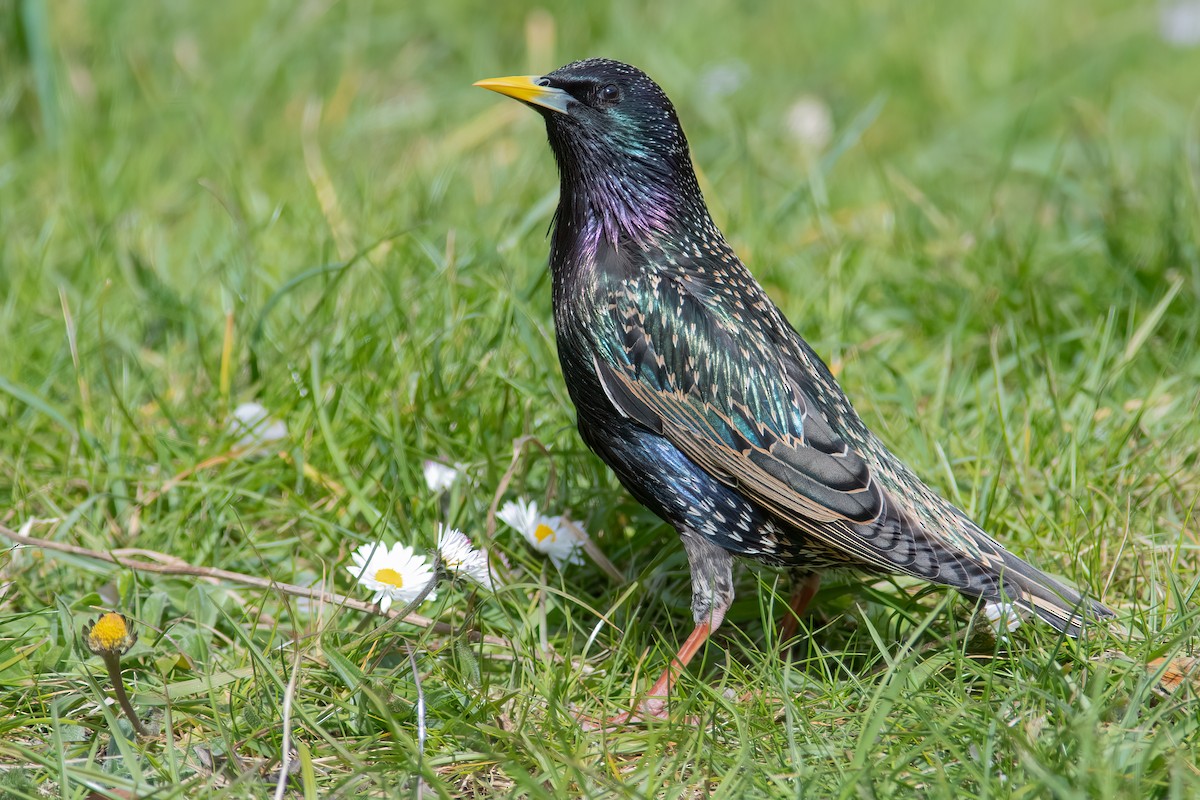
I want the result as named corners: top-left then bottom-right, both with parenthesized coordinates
top-left (592, 268), bottom-right (911, 568)
top-left (589, 260), bottom-right (1115, 634)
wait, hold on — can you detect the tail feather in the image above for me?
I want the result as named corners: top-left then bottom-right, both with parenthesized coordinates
top-left (863, 499), bottom-right (1113, 637)
top-left (992, 549), bottom-right (1113, 637)
top-left (911, 502), bottom-right (1114, 637)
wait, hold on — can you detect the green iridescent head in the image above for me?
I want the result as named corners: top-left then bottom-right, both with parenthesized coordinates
top-left (477, 59), bottom-right (704, 241)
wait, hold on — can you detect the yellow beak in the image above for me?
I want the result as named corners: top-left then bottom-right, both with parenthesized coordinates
top-left (473, 75), bottom-right (572, 115)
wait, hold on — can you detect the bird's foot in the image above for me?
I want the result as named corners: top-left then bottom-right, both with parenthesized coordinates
top-left (578, 621), bottom-right (715, 730)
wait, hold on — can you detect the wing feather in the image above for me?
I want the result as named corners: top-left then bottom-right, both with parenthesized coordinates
top-left (593, 270), bottom-right (894, 564)
top-left (587, 254), bottom-right (1112, 633)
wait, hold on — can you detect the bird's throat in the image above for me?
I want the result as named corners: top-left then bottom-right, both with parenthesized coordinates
top-left (553, 163), bottom-right (721, 271)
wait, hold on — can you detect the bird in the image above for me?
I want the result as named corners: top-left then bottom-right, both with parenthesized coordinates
top-left (475, 59), bottom-right (1112, 723)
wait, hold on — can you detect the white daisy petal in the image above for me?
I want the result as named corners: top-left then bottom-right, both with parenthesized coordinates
top-left (497, 498), bottom-right (539, 536)
top-left (423, 461), bottom-right (459, 493)
top-left (785, 95), bottom-right (833, 152)
top-left (228, 401), bottom-right (288, 452)
top-left (488, 550), bottom-right (507, 575)
top-left (497, 498), bottom-right (584, 570)
top-left (983, 601), bottom-right (1022, 634)
top-left (1161, 2), bottom-right (1200, 46)
top-left (534, 515), bottom-right (586, 569)
top-left (347, 541), bottom-right (437, 610)
top-left (436, 525), bottom-right (496, 590)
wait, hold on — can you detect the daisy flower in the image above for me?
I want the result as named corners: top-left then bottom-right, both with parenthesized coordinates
top-left (497, 498), bottom-right (585, 569)
top-left (347, 542), bottom-right (437, 612)
top-left (422, 460), bottom-right (460, 493)
top-left (228, 401), bottom-right (287, 452)
top-left (1161, 2), bottom-right (1200, 47)
top-left (785, 95), bottom-right (833, 153)
top-left (983, 600), bottom-right (1022, 635)
top-left (436, 525), bottom-right (495, 590)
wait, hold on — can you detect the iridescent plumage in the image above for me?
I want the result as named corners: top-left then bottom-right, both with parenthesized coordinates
top-left (477, 59), bottom-right (1111, 718)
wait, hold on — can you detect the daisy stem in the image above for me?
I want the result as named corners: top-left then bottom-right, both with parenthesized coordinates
top-left (102, 653), bottom-right (150, 738)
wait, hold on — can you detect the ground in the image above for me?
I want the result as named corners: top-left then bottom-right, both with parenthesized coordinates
top-left (1, 0), bottom-right (1198, 797)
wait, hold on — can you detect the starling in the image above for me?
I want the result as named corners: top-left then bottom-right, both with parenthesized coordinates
top-left (476, 59), bottom-right (1112, 721)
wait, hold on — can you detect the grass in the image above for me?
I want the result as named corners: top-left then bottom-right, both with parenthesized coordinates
top-left (1, 0), bottom-right (1199, 796)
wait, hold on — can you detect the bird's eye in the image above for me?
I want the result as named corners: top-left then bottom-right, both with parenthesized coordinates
top-left (596, 83), bottom-right (622, 107)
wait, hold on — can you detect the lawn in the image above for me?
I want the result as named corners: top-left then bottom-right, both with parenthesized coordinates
top-left (1, 0), bottom-right (1198, 797)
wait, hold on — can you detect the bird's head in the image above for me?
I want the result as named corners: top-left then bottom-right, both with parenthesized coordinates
top-left (476, 59), bottom-right (706, 244)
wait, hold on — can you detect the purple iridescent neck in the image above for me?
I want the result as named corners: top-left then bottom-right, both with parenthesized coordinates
top-left (544, 111), bottom-right (713, 252)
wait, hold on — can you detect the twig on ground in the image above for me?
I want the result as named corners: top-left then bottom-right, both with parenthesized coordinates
top-left (1, 522), bottom-right (510, 648)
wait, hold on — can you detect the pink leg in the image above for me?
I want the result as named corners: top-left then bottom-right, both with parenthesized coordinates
top-left (582, 620), bottom-right (714, 728)
top-left (779, 572), bottom-right (820, 642)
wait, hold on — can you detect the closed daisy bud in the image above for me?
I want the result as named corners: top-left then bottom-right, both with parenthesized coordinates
top-left (83, 612), bottom-right (137, 657)
top-left (81, 612), bottom-right (149, 737)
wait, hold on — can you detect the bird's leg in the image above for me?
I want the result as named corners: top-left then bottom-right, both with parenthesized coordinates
top-left (779, 571), bottom-right (820, 642)
top-left (605, 618), bottom-right (713, 724)
top-left (587, 534), bottom-right (733, 728)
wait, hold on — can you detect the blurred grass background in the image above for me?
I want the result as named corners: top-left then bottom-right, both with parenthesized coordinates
top-left (1, 0), bottom-right (1198, 797)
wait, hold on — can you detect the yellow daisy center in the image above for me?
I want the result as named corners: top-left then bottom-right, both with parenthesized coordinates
top-left (375, 567), bottom-right (405, 588)
top-left (534, 523), bottom-right (555, 543)
top-left (87, 613), bottom-right (133, 654)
